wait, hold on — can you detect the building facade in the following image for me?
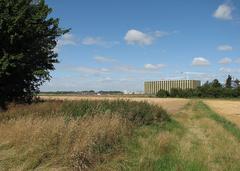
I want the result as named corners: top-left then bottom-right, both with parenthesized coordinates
top-left (144, 80), bottom-right (201, 94)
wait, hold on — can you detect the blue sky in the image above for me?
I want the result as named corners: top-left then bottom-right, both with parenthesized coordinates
top-left (41, 0), bottom-right (240, 91)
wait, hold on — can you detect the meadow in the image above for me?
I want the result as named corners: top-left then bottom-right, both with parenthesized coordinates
top-left (1, 96), bottom-right (240, 171)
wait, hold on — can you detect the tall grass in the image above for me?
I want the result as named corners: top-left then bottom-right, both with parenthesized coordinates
top-left (1, 100), bottom-right (169, 125)
top-left (0, 100), bottom-right (169, 170)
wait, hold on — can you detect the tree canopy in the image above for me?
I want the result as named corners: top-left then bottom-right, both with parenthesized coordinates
top-left (156, 77), bottom-right (240, 98)
top-left (225, 75), bottom-right (232, 88)
top-left (0, 0), bottom-right (68, 109)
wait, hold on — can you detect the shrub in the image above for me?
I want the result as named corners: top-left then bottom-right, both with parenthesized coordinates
top-left (156, 90), bottom-right (170, 98)
top-left (1, 100), bottom-right (170, 126)
top-left (158, 86), bottom-right (240, 99)
top-left (170, 88), bottom-right (180, 97)
top-left (61, 100), bottom-right (170, 125)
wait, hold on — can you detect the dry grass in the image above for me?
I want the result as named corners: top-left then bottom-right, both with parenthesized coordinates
top-left (0, 99), bottom-right (169, 170)
top-left (0, 114), bottom-right (130, 170)
top-left (204, 99), bottom-right (240, 128)
top-left (40, 96), bottom-right (189, 114)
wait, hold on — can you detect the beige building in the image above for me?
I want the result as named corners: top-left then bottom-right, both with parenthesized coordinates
top-left (144, 80), bottom-right (201, 95)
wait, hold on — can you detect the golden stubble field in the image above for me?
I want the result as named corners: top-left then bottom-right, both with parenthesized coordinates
top-left (40, 95), bottom-right (189, 114)
top-left (204, 99), bottom-right (240, 128)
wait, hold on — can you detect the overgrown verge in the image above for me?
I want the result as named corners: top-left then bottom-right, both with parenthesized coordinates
top-left (196, 101), bottom-right (240, 141)
top-left (1, 100), bottom-right (169, 125)
top-left (0, 100), bottom-right (169, 170)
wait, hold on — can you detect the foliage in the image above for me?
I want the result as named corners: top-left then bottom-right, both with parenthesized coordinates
top-left (156, 89), bottom-right (169, 97)
top-left (225, 75), bottom-right (232, 88)
top-left (0, 0), bottom-right (68, 108)
top-left (211, 79), bottom-right (222, 88)
top-left (156, 77), bottom-right (240, 98)
top-left (1, 99), bottom-right (170, 125)
top-left (63, 100), bottom-right (170, 125)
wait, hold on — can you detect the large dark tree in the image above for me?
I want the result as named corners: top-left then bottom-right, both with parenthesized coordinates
top-left (0, 0), bottom-right (68, 110)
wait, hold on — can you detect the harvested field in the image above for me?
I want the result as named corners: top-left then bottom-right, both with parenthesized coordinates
top-left (204, 99), bottom-right (240, 128)
top-left (40, 96), bottom-right (189, 114)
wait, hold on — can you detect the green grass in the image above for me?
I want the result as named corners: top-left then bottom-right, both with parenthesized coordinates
top-left (196, 101), bottom-right (240, 141)
top-left (113, 118), bottom-right (208, 171)
top-left (109, 100), bottom-right (240, 171)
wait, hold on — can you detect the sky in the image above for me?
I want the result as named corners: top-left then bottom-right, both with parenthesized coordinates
top-left (41, 0), bottom-right (240, 92)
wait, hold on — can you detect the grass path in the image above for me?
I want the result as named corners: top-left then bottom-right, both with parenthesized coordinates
top-left (109, 100), bottom-right (240, 171)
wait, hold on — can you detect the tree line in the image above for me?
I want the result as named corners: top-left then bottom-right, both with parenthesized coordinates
top-left (156, 75), bottom-right (240, 98)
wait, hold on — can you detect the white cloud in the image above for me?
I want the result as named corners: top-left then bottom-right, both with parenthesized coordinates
top-left (173, 71), bottom-right (216, 82)
top-left (41, 76), bottom-right (145, 92)
top-left (124, 29), bottom-right (153, 45)
top-left (124, 29), bottom-right (173, 46)
top-left (73, 66), bottom-right (110, 75)
top-left (235, 58), bottom-right (240, 64)
top-left (217, 44), bottom-right (233, 51)
top-left (219, 67), bottom-right (240, 73)
top-left (154, 31), bottom-right (169, 37)
top-left (82, 37), bottom-right (119, 47)
top-left (218, 57), bottom-right (232, 64)
top-left (94, 56), bottom-right (117, 63)
top-left (54, 33), bottom-right (77, 52)
top-left (192, 57), bottom-right (210, 66)
top-left (144, 64), bottom-right (165, 70)
top-left (213, 4), bottom-right (233, 20)
top-left (82, 37), bottom-right (102, 45)
top-left (58, 33), bottom-right (77, 46)
top-left (114, 64), bottom-right (166, 74)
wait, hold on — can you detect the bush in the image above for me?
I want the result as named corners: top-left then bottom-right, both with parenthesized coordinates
top-left (1, 100), bottom-right (170, 126)
top-left (61, 100), bottom-right (170, 125)
top-left (156, 90), bottom-right (169, 97)
top-left (155, 86), bottom-right (240, 99)
top-left (170, 88), bottom-right (180, 97)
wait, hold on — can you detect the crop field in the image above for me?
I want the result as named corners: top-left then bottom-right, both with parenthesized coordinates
top-left (1, 96), bottom-right (240, 171)
top-left (204, 99), bottom-right (240, 128)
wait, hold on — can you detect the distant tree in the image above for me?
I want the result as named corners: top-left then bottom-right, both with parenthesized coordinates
top-left (211, 79), bottom-right (222, 88)
top-left (156, 90), bottom-right (169, 97)
top-left (0, 0), bottom-right (69, 110)
top-left (203, 81), bottom-right (210, 87)
top-left (170, 88), bottom-right (180, 97)
top-left (225, 75), bottom-right (232, 88)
